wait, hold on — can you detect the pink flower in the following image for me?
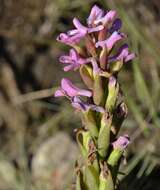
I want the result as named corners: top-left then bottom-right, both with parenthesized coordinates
top-left (55, 78), bottom-right (92, 98)
top-left (59, 49), bottom-right (91, 71)
top-left (112, 135), bottom-right (130, 150)
top-left (71, 96), bottom-right (105, 112)
top-left (109, 44), bottom-right (136, 63)
top-left (87, 5), bottom-right (104, 25)
top-left (57, 17), bottom-right (103, 46)
top-left (94, 10), bottom-right (117, 25)
top-left (96, 31), bottom-right (125, 51)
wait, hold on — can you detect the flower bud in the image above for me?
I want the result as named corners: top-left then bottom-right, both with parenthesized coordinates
top-left (107, 135), bottom-right (130, 167)
top-left (98, 112), bottom-right (112, 158)
top-left (93, 74), bottom-right (104, 105)
top-left (83, 110), bottom-right (99, 138)
top-left (99, 48), bottom-right (108, 70)
top-left (80, 65), bottom-right (94, 89)
top-left (110, 60), bottom-right (123, 73)
top-left (105, 76), bottom-right (119, 112)
top-left (76, 128), bottom-right (91, 158)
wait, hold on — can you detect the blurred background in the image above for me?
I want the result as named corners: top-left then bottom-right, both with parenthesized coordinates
top-left (0, 0), bottom-right (160, 189)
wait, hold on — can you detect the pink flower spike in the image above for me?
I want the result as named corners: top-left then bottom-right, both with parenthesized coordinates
top-left (112, 135), bottom-right (130, 150)
top-left (61, 78), bottom-right (92, 97)
top-left (87, 5), bottom-right (104, 25)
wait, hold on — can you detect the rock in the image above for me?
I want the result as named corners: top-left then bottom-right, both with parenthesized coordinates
top-left (32, 132), bottom-right (78, 190)
top-left (0, 160), bottom-right (17, 190)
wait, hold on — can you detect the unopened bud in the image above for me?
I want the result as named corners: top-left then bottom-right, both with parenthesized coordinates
top-left (93, 75), bottom-right (104, 105)
top-left (105, 76), bottom-right (119, 112)
top-left (98, 112), bottom-right (112, 158)
top-left (110, 60), bottom-right (123, 73)
top-left (99, 48), bottom-right (108, 70)
top-left (83, 110), bottom-right (99, 138)
top-left (107, 135), bottom-right (130, 167)
top-left (76, 128), bottom-right (91, 158)
top-left (80, 65), bottom-right (94, 89)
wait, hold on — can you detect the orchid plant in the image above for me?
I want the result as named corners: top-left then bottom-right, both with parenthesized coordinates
top-left (55, 4), bottom-right (135, 190)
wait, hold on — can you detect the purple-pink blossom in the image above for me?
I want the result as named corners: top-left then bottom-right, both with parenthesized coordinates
top-left (94, 10), bottom-right (117, 25)
top-left (109, 44), bottom-right (136, 63)
top-left (59, 49), bottom-right (91, 71)
top-left (96, 31), bottom-right (125, 51)
top-left (57, 17), bottom-right (103, 46)
top-left (112, 135), bottom-right (130, 150)
top-left (54, 78), bottom-right (92, 98)
top-left (87, 5), bottom-right (104, 25)
top-left (71, 96), bottom-right (105, 112)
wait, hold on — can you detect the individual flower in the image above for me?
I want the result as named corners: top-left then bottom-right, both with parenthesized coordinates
top-left (87, 5), bottom-right (104, 25)
top-left (59, 49), bottom-right (91, 71)
top-left (95, 31), bottom-right (125, 51)
top-left (57, 18), bottom-right (103, 46)
top-left (54, 78), bottom-right (92, 98)
top-left (112, 135), bottom-right (130, 150)
top-left (94, 10), bottom-right (117, 26)
top-left (71, 96), bottom-right (105, 113)
top-left (109, 44), bottom-right (135, 63)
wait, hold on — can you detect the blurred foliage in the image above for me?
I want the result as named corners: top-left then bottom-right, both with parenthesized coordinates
top-left (0, 0), bottom-right (160, 189)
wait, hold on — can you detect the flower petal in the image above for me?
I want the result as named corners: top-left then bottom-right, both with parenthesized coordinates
top-left (54, 89), bottom-right (65, 97)
top-left (73, 18), bottom-right (87, 34)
